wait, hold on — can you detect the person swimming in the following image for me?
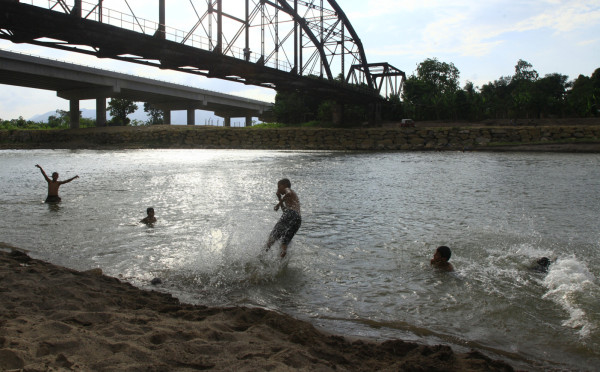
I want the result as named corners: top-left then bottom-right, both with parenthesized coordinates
top-left (140, 207), bottom-right (157, 224)
top-left (430, 246), bottom-right (454, 272)
top-left (530, 257), bottom-right (551, 273)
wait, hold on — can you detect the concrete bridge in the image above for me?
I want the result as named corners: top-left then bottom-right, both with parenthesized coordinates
top-left (0, 49), bottom-right (273, 127)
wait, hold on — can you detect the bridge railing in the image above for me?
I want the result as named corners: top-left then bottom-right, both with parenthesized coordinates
top-left (22, 0), bottom-right (293, 72)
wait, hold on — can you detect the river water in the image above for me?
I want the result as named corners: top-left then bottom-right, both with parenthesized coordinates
top-left (1, 149), bottom-right (598, 370)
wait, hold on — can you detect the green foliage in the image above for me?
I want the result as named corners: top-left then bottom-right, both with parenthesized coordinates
top-left (107, 98), bottom-right (138, 126)
top-left (402, 58), bottom-right (462, 120)
top-left (0, 110), bottom-right (95, 130)
top-left (273, 91), bottom-right (321, 124)
top-left (143, 102), bottom-right (163, 125)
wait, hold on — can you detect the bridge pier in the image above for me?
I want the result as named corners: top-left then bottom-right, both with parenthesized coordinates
top-left (163, 110), bottom-right (171, 125)
top-left (332, 103), bottom-right (343, 126)
top-left (245, 116), bottom-right (252, 127)
top-left (224, 117), bottom-right (231, 127)
top-left (367, 103), bottom-right (382, 126)
top-left (96, 97), bottom-right (106, 127)
top-left (187, 109), bottom-right (195, 125)
top-left (69, 99), bottom-right (79, 129)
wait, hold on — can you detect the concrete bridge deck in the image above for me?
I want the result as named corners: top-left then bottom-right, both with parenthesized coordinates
top-left (0, 49), bottom-right (273, 127)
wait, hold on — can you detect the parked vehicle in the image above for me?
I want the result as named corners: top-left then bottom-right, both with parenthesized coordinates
top-left (400, 119), bottom-right (415, 127)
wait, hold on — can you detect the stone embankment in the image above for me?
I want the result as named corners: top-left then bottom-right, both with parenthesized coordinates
top-left (1, 124), bottom-right (599, 152)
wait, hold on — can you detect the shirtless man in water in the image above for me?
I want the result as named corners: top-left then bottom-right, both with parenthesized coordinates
top-left (35, 164), bottom-right (79, 203)
top-left (265, 178), bottom-right (301, 258)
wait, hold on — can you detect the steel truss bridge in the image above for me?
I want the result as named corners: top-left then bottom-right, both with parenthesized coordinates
top-left (0, 0), bottom-right (405, 104)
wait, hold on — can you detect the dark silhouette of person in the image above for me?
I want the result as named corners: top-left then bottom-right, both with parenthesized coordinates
top-left (35, 164), bottom-right (79, 203)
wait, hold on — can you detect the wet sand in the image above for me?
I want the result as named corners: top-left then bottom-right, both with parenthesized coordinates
top-left (0, 249), bottom-right (515, 371)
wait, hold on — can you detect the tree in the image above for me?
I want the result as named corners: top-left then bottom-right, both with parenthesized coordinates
top-left (272, 90), bottom-right (322, 124)
top-left (402, 58), bottom-right (460, 120)
top-left (480, 76), bottom-right (512, 119)
top-left (513, 59), bottom-right (539, 81)
top-left (510, 60), bottom-right (538, 119)
top-left (567, 74), bottom-right (595, 117)
top-left (107, 98), bottom-right (138, 126)
top-left (143, 102), bottom-right (164, 125)
top-left (47, 110), bottom-right (70, 128)
top-left (533, 73), bottom-right (569, 118)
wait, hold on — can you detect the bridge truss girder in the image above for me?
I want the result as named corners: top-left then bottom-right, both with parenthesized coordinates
top-left (0, 0), bottom-right (404, 103)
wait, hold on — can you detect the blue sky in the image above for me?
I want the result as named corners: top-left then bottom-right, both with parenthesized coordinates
top-left (1, 0), bottom-right (599, 120)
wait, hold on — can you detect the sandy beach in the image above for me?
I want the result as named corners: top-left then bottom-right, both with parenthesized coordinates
top-left (0, 248), bottom-right (516, 371)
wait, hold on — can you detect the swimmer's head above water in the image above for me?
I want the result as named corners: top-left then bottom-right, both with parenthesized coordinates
top-left (431, 246), bottom-right (454, 272)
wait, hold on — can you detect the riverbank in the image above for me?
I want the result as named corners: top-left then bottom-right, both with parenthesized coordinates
top-left (0, 248), bottom-right (515, 371)
top-left (1, 120), bottom-right (599, 152)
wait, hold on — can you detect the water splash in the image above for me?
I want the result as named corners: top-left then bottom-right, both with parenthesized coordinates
top-left (543, 255), bottom-right (598, 338)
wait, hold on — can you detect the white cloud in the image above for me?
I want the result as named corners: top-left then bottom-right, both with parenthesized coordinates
top-left (577, 38), bottom-right (600, 47)
top-left (513, 0), bottom-right (600, 33)
top-left (362, 0), bottom-right (600, 61)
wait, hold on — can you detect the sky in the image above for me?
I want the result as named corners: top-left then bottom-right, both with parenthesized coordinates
top-left (0, 0), bottom-right (599, 120)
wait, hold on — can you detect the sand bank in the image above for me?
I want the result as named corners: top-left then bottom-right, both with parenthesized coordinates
top-left (0, 249), bottom-right (516, 371)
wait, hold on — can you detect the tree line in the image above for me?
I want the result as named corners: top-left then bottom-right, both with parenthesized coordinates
top-left (0, 99), bottom-right (162, 130)
top-left (273, 58), bottom-right (600, 125)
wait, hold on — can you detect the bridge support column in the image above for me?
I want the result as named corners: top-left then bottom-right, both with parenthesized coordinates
top-left (96, 97), bottom-right (106, 127)
top-left (69, 99), bottom-right (80, 129)
top-left (245, 116), bottom-right (252, 127)
top-left (224, 117), bottom-right (231, 127)
top-left (367, 103), bottom-right (382, 126)
top-left (332, 103), bottom-right (343, 126)
top-left (162, 110), bottom-right (171, 125)
top-left (187, 109), bottom-right (195, 125)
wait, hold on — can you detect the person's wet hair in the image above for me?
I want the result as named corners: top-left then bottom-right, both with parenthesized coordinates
top-left (437, 246), bottom-right (451, 260)
top-left (147, 207), bottom-right (154, 214)
top-left (537, 257), bottom-right (550, 269)
top-left (279, 178), bottom-right (291, 188)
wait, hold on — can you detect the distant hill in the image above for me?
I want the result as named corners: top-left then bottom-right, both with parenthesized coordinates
top-left (27, 107), bottom-right (248, 126)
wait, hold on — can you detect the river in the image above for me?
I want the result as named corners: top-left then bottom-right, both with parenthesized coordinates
top-left (1, 149), bottom-right (598, 370)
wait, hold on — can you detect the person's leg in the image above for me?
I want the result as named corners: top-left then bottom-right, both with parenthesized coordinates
top-left (279, 215), bottom-right (301, 258)
top-left (265, 221), bottom-right (284, 251)
top-left (265, 233), bottom-right (277, 251)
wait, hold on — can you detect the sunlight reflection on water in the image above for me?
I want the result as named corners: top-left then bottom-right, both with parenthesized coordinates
top-left (1, 149), bottom-right (599, 370)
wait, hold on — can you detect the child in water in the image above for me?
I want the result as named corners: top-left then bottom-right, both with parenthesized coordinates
top-left (35, 164), bottom-right (79, 203)
top-left (530, 257), bottom-right (551, 273)
top-left (140, 207), bottom-right (157, 224)
top-left (431, 246), bottom-right (454, 272)
top-left (265, 179), bottom-right (301, 258)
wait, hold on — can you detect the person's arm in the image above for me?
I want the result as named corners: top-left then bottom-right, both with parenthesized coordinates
top-left (35, 164), bottom-right (50, 183)
top-left (59, 175), bottom-right (79, 185)
top-left (274, 189), bottom-right (289, 211)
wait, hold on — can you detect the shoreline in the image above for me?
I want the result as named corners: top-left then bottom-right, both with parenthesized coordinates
top-left (1, 121), bottom-right (599, 152)
top-left (0, 248), bottom-right (517, 371)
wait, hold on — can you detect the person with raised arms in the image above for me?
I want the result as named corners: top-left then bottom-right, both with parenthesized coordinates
top-left (35, 164), bottom-right (79, 203)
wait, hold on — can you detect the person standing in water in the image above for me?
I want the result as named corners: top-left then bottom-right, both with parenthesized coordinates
top-left (35, 164), bottom-right (79, 203)
top-left (265, 178), bottom-right (301, 258)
